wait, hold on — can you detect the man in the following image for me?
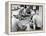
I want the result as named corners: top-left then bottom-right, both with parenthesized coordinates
top-left (30, 9), bottom-right (36, 30)
top-left (12, 6), bottom-right (25, 32)
top-left (32, 10), bottom-right (42, 30)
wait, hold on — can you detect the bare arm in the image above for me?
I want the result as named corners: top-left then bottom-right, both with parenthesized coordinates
top-left (32, 16), bottom-right (36, 30)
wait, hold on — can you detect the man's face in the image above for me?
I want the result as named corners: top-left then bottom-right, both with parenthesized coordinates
top-left (31, 10), bottom-right (35, 16)
top-left (26, 6), bottom-right (29, 8)
top-left (36, 10), bottom-right (39, 15)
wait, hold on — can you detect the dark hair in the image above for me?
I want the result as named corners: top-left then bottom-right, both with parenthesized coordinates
top-left (36, 6), bottom-right (39, 10)
top-left (20, 5), bottom-right (24, 7)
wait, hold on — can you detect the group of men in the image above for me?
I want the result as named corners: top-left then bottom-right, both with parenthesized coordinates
top-left (12, 5), bottom-right (42, 32)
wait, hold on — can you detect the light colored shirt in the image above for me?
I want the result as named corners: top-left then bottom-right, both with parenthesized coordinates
top-left (12, 17), bottom-right (19, 32)
top-left (32, 14), bottom-right (42, 27)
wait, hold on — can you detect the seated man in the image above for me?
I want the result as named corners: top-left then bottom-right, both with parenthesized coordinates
top-left (32, 10), bottom-right (42, 30)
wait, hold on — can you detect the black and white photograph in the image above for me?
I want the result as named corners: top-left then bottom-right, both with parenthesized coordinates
top-left (11, 4), bottom-right (43, 32)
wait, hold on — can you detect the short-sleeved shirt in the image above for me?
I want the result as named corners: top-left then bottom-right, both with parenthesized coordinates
top-left (32, 14), bottom-right (42, 27)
